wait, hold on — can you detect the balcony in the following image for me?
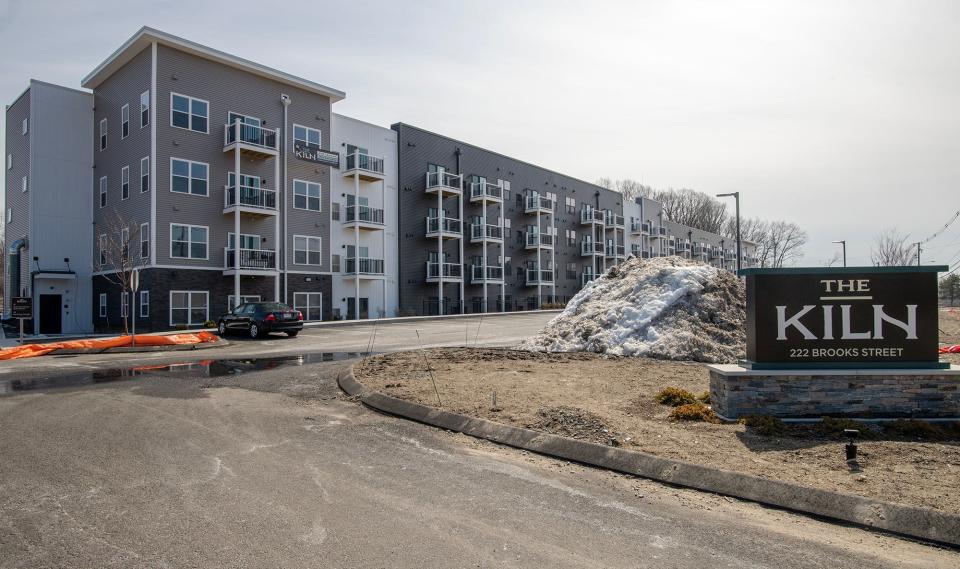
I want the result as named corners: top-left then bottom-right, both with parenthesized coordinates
top-left (580, 240), bottom-right (604, 256)
top-left (630, 221), bottom-right (650, 235)
top-left (470, 223), bottom-right (503, 243)
top-left (471, 265), bottom-right (504, 284)
top-left (525, 195), bottom-right (554, 214)
top-left (223, 248), bottom-right (277, 275)
top-left (425, 171), bottom-right (463, 196)
top-left (425, 216), bottom-right (463, 239)
top-left (343, 151), bottom-right (385, 182)
top-left (224, 184), bottom-right (277, 216)
top-left (580, 209), bottom-right (605, 226)
top-left (223, 123), bottom-right (278, 158)
top-left (525, 269), bottom-right (554, 286)
top-left (344, 205), bottom-right (385, 230)
top-left (605, 244), bottom-right (625, 258)
top-left (426, 261), bottom-right (463, 282)
top-left (525, 233), bottom-right (554, 250)
top-left (344, 257), bottom-right (385, 278)
top-left (469, 181), bottom-right (503, 203)
top-left (641, 250), bottom-right (652, 259)
top-left (581, 272), bottom-right (597, 287)
top-left (649, 226), bottom-right (668, 239)
top-left (605, 212), bottom-right (625, 228)
top-left (710, 248), bottom-right (723, 259)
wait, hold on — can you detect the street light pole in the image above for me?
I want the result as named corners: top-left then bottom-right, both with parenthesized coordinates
top-left (716, 192), bottom-right (741, 272)
top-left (915, 242), bottom-right (922, 266)
top-left (832, 240), bottom-right (846, 267)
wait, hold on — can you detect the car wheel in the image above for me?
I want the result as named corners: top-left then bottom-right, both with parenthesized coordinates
top-left (217, 321), bottom-right (227, 336)
top-left (249, 323), bottom-right (260, 339)
top-left (286, 330), bottom-right (299, 337)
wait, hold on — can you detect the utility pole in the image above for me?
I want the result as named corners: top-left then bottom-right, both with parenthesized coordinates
top-left (916, 242), bottom-right (922, 266)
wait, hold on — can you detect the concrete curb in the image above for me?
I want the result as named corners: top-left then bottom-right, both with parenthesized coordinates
top-left (41, 338), bottom-right (229, 356)
top-left (339, 365), bottom-right (960, 547)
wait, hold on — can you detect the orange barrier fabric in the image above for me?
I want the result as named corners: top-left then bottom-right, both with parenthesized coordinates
top-left (940, 345), bottom-right (960, 354)
top-left (0, 331), bottom-right (219, 361)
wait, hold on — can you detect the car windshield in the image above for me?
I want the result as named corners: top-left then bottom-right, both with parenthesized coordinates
top-left (257, 303), bottom-right (291, 312)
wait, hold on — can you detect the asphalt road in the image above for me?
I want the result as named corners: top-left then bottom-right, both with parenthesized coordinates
top-left (0, 314), bottom-right (956, 567)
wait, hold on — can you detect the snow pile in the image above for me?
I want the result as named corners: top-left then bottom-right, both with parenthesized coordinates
top-left (521, 256), bottom-right (746, 363)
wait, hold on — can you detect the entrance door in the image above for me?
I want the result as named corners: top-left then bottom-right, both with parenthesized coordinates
top-left (347, 297), bottom-right (369, 319)
top-left (38, 294), bottom-right (62, 335)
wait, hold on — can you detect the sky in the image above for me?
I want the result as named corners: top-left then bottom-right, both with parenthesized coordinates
top-left (2, 0), bottom-right (959, 267)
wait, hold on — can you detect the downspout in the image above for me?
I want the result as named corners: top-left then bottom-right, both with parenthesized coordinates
top-left (7, 238), bottom-right (27, 313)
top-left (281, 94), bottom-right (291, 305)
top-left (455, 148), bottom-right (463, 314)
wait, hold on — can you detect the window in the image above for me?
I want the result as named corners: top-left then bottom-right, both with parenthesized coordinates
top-left (99, 118), bottom-right (107, 150)
top-left (294, 292), bottom-right (323, 321)
top-left (99, 176), bottom-right (107, 208)
top-left (121, 166), bottom-right (129, 200)
top-left (7, 154), bottom-right (11, 169)
top-left (140, 223), bottom-right (149, 259)
top-left (170, 291), bottom-right (208, 326)
top-left (140, 157), bottom-right (149, 192)
top-left (121, 292), bottom-right (129, 318)
top-left (293, 179), bottom-right (321, 211)
top-left (140, 91), bottom-right (150, 128)
top-left (99, 293), bottom-right (107, 317)
top-left (170, 93), bottom-right (208, 133)
top-left (503, 218), bottom-right (511, 229)
top-left (227, 233), bottom-right (260, 251)
top-left (227, 295), bottom-right (261, 311)
top-left (21, 176), bottom-right (27, 193)
top-left (170, 158), bottom-right (208, 196)
top-left (331, 202), bottom-right (340, 221)
top-left (331, 254), bottom-right (341, 272)
top-left (121, 104), bottom-right (129, 139)
top-left (6, 208), bottom-right (11, 223)
top-left (293, 124), bottom-right (321, 147)
top-left (293, 235), bottom-right (322, 265)
top-left (170, 223), bottom-right (208, 259)
top-left (120, 227), bottom-right (130, 260)
top-left (565, 197), bottom-right (576, 215)
top-left (22, 118), bottom-right (27, 135)
top-left (566, 262), bottom-right (577, 280)
top-left (98, 234), bottom-right (107, 265)
top-left (139, 290), bottom-right (149, 318)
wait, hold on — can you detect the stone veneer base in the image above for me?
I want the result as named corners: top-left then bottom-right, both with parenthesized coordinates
top-left (707, 364), bottom-right (960, 420)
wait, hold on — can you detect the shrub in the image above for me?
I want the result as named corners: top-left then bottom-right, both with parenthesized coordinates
top-left (697, 391), bottom-right (711, 404)
top-left (670, 403), bottom-right (719, 423)
top-left (816, 417), bottom-right (870, 438)
top-left (739, 414), bottom-right (786, 437)
top-left (883, 419), bottom-right (946, 440)
top-left (655, 387), bottom-right (698, 407)
top-left (203, 320), bottom-right (216, 328)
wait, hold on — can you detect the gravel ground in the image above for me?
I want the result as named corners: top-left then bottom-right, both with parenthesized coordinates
top-left (356, 340), bottom-right (960, 514)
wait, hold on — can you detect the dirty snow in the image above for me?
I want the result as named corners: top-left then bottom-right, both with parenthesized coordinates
top-left (521, 256), bottom-right (746, 363)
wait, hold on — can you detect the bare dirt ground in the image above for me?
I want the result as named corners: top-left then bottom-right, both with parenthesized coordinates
top-left (356, 311), bottom-right (960, 514)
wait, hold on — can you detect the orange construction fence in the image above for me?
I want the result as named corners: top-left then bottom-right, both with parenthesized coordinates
top-left (0, 332), bottom-right (219, 361)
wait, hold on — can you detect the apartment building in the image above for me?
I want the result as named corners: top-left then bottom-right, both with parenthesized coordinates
top-left (3, 27), bottom-right (757, 333)
top-left (4, 80), bottom-right (93, 334)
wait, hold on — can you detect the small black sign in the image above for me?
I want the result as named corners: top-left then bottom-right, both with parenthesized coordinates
top-left (11, 297), bottom-right (32, 319)
top-left (293, 143), bottom-right (339, 168)
top-left (741, 267), bottom-right (947, 369)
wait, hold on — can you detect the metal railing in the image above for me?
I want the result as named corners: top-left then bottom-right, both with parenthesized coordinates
top-left (605, 212), bottom-right (624, 227)
top-left (225, 185), bottom-right (277, 210)
top-left (345, 205), bottom-right (385, 225)
top-left (471, 265), bottom-right (503, 281)
top-left (345, 151), bottom-right (385, 175)
top-left (580, 209), bottom-right (605, 224)
top-left (605, 244), bottom-right (625, 257)
top-left (470, 181), bottom-right (503, 200)
top-left (630, 221), bottom-right (651, 234)
top-left (224, 248), bottom-right (276, 270)
top-left (344, 257), bottom-right (385, 275)
top-left (525, 195), bottom-right (554, 212)
top-left (426, 261), bottom-right (462, 279)
top-left (426, 171), bottom-right (462, 192)
top-left (581, 273), bottom-right (596, 286)
top-left (224, 123), bottom-right (277, 151)
top-left (581, 240), bottom-right (604, 255)
top-left (426, 216), bottom-right (462, 235)
top-left (526, 233), bottom-right (554, 248)
top-left (526, 269), bottom-right (554, 284)
top-left (471, 223), bottom-right (503, 241)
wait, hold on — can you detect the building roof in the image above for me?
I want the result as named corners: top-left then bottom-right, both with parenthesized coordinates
top-left (81, 27), bottom-right (345, 102)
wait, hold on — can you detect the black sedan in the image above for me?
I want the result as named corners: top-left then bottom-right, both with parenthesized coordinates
top-left (217, 302), bottom-right (303, 339)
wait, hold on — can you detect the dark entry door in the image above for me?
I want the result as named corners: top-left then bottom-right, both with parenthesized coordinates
top-left (38, 294), bottom-right (62, 335)
top-left (347, 298), bottom-right (369, 319)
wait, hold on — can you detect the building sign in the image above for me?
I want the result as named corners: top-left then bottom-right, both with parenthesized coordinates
top-left (293, 142), bottom-right (339, 168)
top-left (740, 266), bottom-right (947, 369)
top-left (11, 297), bottom-right (32, 319)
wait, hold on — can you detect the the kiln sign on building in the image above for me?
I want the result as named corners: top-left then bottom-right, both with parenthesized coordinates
top-left (741, 267), bottom-right (945, 367)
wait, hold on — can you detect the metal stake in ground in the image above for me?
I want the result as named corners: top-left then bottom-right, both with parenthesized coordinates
top-left (415, 329), bottom-right (442, 406)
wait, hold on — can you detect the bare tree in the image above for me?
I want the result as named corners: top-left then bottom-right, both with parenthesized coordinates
top-left (870, 228), bottom-right (916, 266)
top-left (596, 178), bottom-right (652, 202)
top-left (766, 221), bottom-right (808, 267)
top-left (94, 209), bottom-right (148, 334)
top-left (651, 188), bottom-right (728, 234)
top-left (823, 251), bottom-right (844, 267)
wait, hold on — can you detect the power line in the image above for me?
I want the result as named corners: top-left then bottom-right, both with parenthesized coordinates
top-left (920, 209), bottom-right (960, 245)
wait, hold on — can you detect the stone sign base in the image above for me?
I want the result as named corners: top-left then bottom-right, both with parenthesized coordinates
top-left (707, 364), bottom-right (960, 420)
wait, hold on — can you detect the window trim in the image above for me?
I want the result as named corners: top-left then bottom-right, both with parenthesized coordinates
top-left (121, 292), bottom-right (129, 318)
top-left (121, 165), bottom-right (130, 200)
top-left (6, 208), bottom-right (12, 223)
top-left (168, 290), bottom-right (209, 327)
top-left (292, 123), bottom-right (322, 148)
top-left (169, 222), bottom-right (209, 261)
top-left (292, 178), bottom-right (322, 212)
top-left (169, 157), bottom-right (209, 197)
top-left (99, 118), bottom-right (107, 150)
top-left (99, 293), bottom-right (107, 317)
top-left (140, 90), bottom-right (150, 129)
top-left (22, 118), bottom-right (28, 135)
top-left (139, 290), bottom-right (149, 318)
top-left (99, 176), bottom-right (108, 208)
top-left (121, 104), bottom-right (130, 139)
top-left (21, 176), bottom-right (27, 193)
top-left (140, 222), bottom-right (149, 259)
top-left (293, 292), bottom-right (323, 322)
top-left (98, 234), bottom-right (107, 265)
top-left (292, 234), bottom-right (323, 266)
top-left (169, 92), bottom-right (210, 134)
top-left (140, 156), bottom-right (150, 193)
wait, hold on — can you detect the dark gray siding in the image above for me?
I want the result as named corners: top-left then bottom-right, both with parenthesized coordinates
top-left (392, 123), bottom-right (624, 315)
top-left (4, 88), bottom-right (31, 308)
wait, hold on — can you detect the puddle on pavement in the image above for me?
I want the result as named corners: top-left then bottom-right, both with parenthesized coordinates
top-left (0, 352), bottom-right (370, 396)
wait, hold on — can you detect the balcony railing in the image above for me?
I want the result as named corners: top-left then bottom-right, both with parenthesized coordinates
top-left (525, 195), bottom-right (554, 213)
top-left (581, 273), bottom-right (596, 286)
top-left (470, 181), bottom-right (503, 201)
top-left (224, 123), bottom-right (277, 152)
top-left (526, 269), bottom-right (554, 285)
top-left (581, 240), bottom-right (604, 255)
top-left (224, 248), bottom-right (276, 270)
top-left (345, 151), bottom-right (385, 175)
top-left (605, 212), bottom-right (625, 227)
top-left (426, 171), bottom-right (462, 193)
top-left (426, 216), bottom-right (462, 236)
top-left (526, 233), bottom-right (554, 248)
top-left (580, 209), bottom-right (605, 224)
top-left (642, 250), bottom-right (651, 259)
top-left (345, 257), bottom-right (385, 275)
top-left (471, 265), bottom-right (503, 282)
top-left (426, 261), bottom-right (462, 279)
top-left (630, 221), bottom-right (651, 234)
top-left (225, 184), bottom-right (277, 211)
top-left (345, 205), bottom-right (385, 225)
top-left (605, 244), bottom-right (625, 257)
top-left (471, 223), bottom-right (503, 241)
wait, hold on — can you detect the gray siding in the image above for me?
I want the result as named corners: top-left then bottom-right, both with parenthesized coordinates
top-left (5, 88), bottom-right (31, 308)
